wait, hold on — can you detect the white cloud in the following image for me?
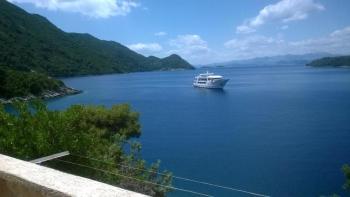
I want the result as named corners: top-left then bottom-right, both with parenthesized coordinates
top-left (236, 25), bottom-right (256, 34)
top-left (225, 26), bottom-right (350, 60)
top-left (330, 26), bottom-right (350, 37)
top-left (154, 31), bottom-right (167, 36)
top-left (127, 43), bottom-right (163, 54)
top-left (127, 35), bottom-right (214, 64)
top-left (224, 35), bottom-right (287, 59)
top-left (167, 34), bottom-right (213, 64)
top-left (7, 0), bottom-right (139, 18)
top-left (169, 34), bottom-right (207, 48)
top-left (290, 26), bottom-right (350, 54)
top-left (236, 0), bottom-right (324, 34)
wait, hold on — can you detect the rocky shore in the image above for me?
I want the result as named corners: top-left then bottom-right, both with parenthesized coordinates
top-left (0, 86), bottom-right (82, 104)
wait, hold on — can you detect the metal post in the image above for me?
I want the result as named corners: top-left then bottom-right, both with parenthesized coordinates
top-left (30, 151), bottom-right (70, 164)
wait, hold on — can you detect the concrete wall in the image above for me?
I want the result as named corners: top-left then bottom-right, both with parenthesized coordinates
top-left (0, 154), bottom-right (148, 197)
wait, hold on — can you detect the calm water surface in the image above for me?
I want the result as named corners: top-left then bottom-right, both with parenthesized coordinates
top-left (48, 65), bottom-right (350, 197)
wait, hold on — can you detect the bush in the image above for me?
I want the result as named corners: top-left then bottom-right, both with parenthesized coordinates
top-left (0, 101), bottom-right (172, 196)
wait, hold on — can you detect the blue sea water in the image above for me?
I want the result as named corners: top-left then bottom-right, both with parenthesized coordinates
top-left (48, 65), bottom-right (350, 197)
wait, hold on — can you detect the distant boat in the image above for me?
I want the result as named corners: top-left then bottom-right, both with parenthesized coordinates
top-left (193, 71), bottom-right (229, 89)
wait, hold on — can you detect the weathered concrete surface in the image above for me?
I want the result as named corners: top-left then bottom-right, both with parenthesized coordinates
top-left (0, 154), bottom-right (149, 197)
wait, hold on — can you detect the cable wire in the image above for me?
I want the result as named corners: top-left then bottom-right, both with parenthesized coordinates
top-left (55, 158), bottom-right (213, 197)
top-left (70, 153), bottom-right (270, 197)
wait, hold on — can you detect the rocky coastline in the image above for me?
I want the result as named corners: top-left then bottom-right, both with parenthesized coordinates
top-left (0, 86), bottom-right (82, 104)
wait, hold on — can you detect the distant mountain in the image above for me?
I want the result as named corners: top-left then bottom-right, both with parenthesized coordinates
top-left (0, 1), bottom-right (193, 101)
top-left (144, 54), bottom-right (193, 71)
top-left (306, 55), bottom-right (350, 67)
top-left (204, 53), bottom-right (335, 67)
top-left (0, 1), bottom-right (194, 77)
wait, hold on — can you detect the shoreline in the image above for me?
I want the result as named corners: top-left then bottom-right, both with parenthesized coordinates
top-left (0, 86), bottom-right (82, 104)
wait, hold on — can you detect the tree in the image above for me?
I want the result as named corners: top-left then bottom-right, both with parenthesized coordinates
top-left (342, 164), bottom-right (350, 192)
top-left (0, 68), bottom-right (63, 99)
top-left (321, 165), bottom-right (350, 197)
top-left (0, 101), bottom-right (172, 196)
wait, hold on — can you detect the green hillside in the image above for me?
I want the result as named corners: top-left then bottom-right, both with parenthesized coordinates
top-left (306, 55), bottom-right (350, 67)
top-left (0, 1), bottom-right (194, 77)
top-left (0, 66), bottom-right (82, 100)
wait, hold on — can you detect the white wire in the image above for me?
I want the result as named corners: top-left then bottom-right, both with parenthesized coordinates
top-left (70, 154), bottom-right (270, 197)
top-left (55, 158), bottom-right (213, 197)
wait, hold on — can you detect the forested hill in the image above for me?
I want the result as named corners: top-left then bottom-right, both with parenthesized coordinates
top-left (306, 56), bottom-right (350, 67)
top-left (0, 1), bottom-right (194, 77)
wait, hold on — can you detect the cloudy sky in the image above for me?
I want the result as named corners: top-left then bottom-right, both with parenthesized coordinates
top-left (8, 0), bottom-right (350, 65)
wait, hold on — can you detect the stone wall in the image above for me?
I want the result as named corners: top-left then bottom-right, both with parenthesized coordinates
top-left (0, 154), bottom-right (148, 197)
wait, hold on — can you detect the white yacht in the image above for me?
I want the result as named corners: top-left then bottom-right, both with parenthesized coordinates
top-left (193, 71), bottom-right (229, 89)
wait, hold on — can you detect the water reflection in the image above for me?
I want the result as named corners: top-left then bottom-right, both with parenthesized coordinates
top-left (194, 88), bottom-right (227, 95)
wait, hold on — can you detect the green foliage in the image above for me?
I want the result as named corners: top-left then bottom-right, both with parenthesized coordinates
top-left (321, 164), bottom-right (350, 197)
top-left (307, 56), bottom-right (350, 67)
top-left (342, 164), bottom-right (350, 191)
top-left (0, 67), bottom-right (63, 99)
top-left (0, 1), bottom-right (194, 77)
top-left (320, 194), bottom-right (340, 197)
top-left (0, 101), bottom-right (172, 196)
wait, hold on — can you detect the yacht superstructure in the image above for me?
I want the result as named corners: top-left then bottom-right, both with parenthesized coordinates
top-left (193, 71), bottom-right (229, 89)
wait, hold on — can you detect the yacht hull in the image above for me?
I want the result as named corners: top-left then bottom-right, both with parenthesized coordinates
top-left (193, 79), bottom-right (229, 89)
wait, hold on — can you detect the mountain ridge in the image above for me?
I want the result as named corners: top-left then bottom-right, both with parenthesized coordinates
top-left (0, 0), bottom-right (194, 77)
top-left (202, 53), bottom-right (336, 67)
top-left (307, 55), bottom-right (350, 67)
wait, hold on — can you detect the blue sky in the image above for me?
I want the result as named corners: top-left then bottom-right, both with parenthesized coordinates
top-left (8, 0), bottom-right (350, 65)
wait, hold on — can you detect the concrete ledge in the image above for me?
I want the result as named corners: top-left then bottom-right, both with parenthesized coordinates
top-left (0, 154), bottom-right (148, 197)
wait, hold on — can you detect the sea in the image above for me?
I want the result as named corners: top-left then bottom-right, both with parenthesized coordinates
top-left (47, 65), bottom-right (350, 197)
